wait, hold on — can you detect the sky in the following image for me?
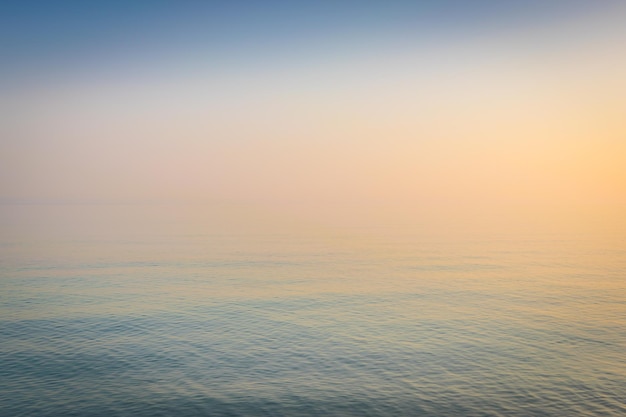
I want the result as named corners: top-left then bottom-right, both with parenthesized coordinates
top-left (1, 1), bottom-right (625, 232)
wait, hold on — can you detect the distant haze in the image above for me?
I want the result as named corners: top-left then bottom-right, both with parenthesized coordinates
top-left (2, 1), bottom-right (625, 232)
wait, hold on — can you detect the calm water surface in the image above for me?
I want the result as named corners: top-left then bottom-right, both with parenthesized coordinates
top-left (1, 205), bottom-right (625, 416)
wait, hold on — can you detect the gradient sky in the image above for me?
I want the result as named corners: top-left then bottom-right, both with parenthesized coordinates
top-left (2, 1), bottom-right (625, 230)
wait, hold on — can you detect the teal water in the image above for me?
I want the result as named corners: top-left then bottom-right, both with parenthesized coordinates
top-left (1, 205), bottom-right (625, 416)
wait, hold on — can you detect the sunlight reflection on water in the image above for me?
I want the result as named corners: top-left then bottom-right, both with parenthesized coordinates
top-left (1, 205), bottom-right (624, 416)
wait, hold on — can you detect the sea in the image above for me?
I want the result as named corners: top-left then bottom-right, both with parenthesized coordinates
top-left (1, 204), bottom-right (624, 416)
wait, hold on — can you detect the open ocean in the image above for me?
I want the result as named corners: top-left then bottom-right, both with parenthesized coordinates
top-left (1, 205), bottom-right (624, 416)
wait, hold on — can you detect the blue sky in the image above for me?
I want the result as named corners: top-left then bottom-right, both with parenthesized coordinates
top-left (1, 1), bottom-right (611, 84)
